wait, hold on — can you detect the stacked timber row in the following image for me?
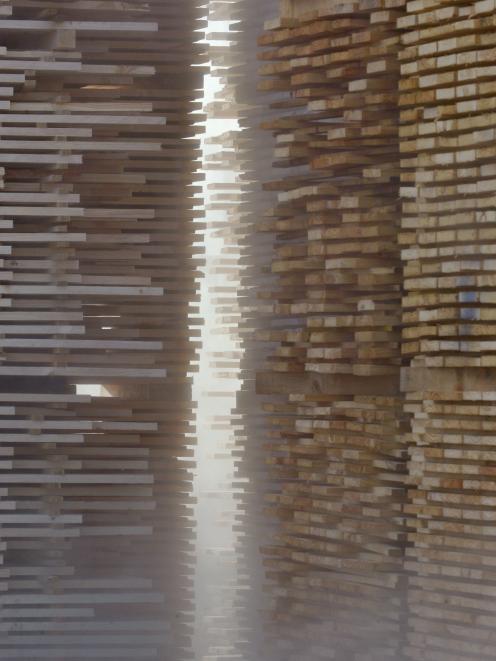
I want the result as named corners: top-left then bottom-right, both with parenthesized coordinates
top-left (0, 1), bottom-right (204, 659)
top-left (257, 1), bottom-right (407, 659)
top-left (399, 2), bottom-right (496, 660)
top-left (230, 0), bottom-right (282, 657)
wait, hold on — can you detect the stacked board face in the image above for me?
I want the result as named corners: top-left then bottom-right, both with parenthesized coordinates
top-left (399, 2), bottom-right (496, 659)
top-left (402, 384), bottom-right (496, 661)
top-left (0, 1), bottom-right (205, 659)
top-left (256, 2), bottom-right (408, 659)
top-left (251, 0), bottom-right (496, 660)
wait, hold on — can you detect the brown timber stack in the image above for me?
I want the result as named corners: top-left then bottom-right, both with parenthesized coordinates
top-left (0, 1), bottom-right (205, 659)
top-left (257, 1), bottom-right (407, 659)
top-left (399, 2), bottom-right (496, 659)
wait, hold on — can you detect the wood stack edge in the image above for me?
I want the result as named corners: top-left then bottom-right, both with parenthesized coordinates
top-left (0, 1), bottom-right (205, 659)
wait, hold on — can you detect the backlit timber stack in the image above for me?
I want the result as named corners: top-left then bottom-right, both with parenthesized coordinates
top-left (399, 2), bottom-right (496, 660)
top-left (0, 1), bottom-right (205, 659)
top-left (229, 0), bottom-right (281, 658)
top-left (257, 1), bottom-right (407, 659)
top-left (204, 0), bottom-right (284, 657)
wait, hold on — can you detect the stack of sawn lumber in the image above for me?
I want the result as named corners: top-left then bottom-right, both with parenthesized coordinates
top-left (0, 1), bottom-right (205, 659)
top-left (399, 0), bottom-right (496, 659)
top-left (257, 2), bottom-right (407, 659)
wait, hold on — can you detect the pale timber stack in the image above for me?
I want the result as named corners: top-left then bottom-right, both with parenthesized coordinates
top-left (399, 1), bottom-right (496, 659)
top-left (257, 1), bottom-right (407, 659)
top-left (0, 1), bottom-right (204, 659)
